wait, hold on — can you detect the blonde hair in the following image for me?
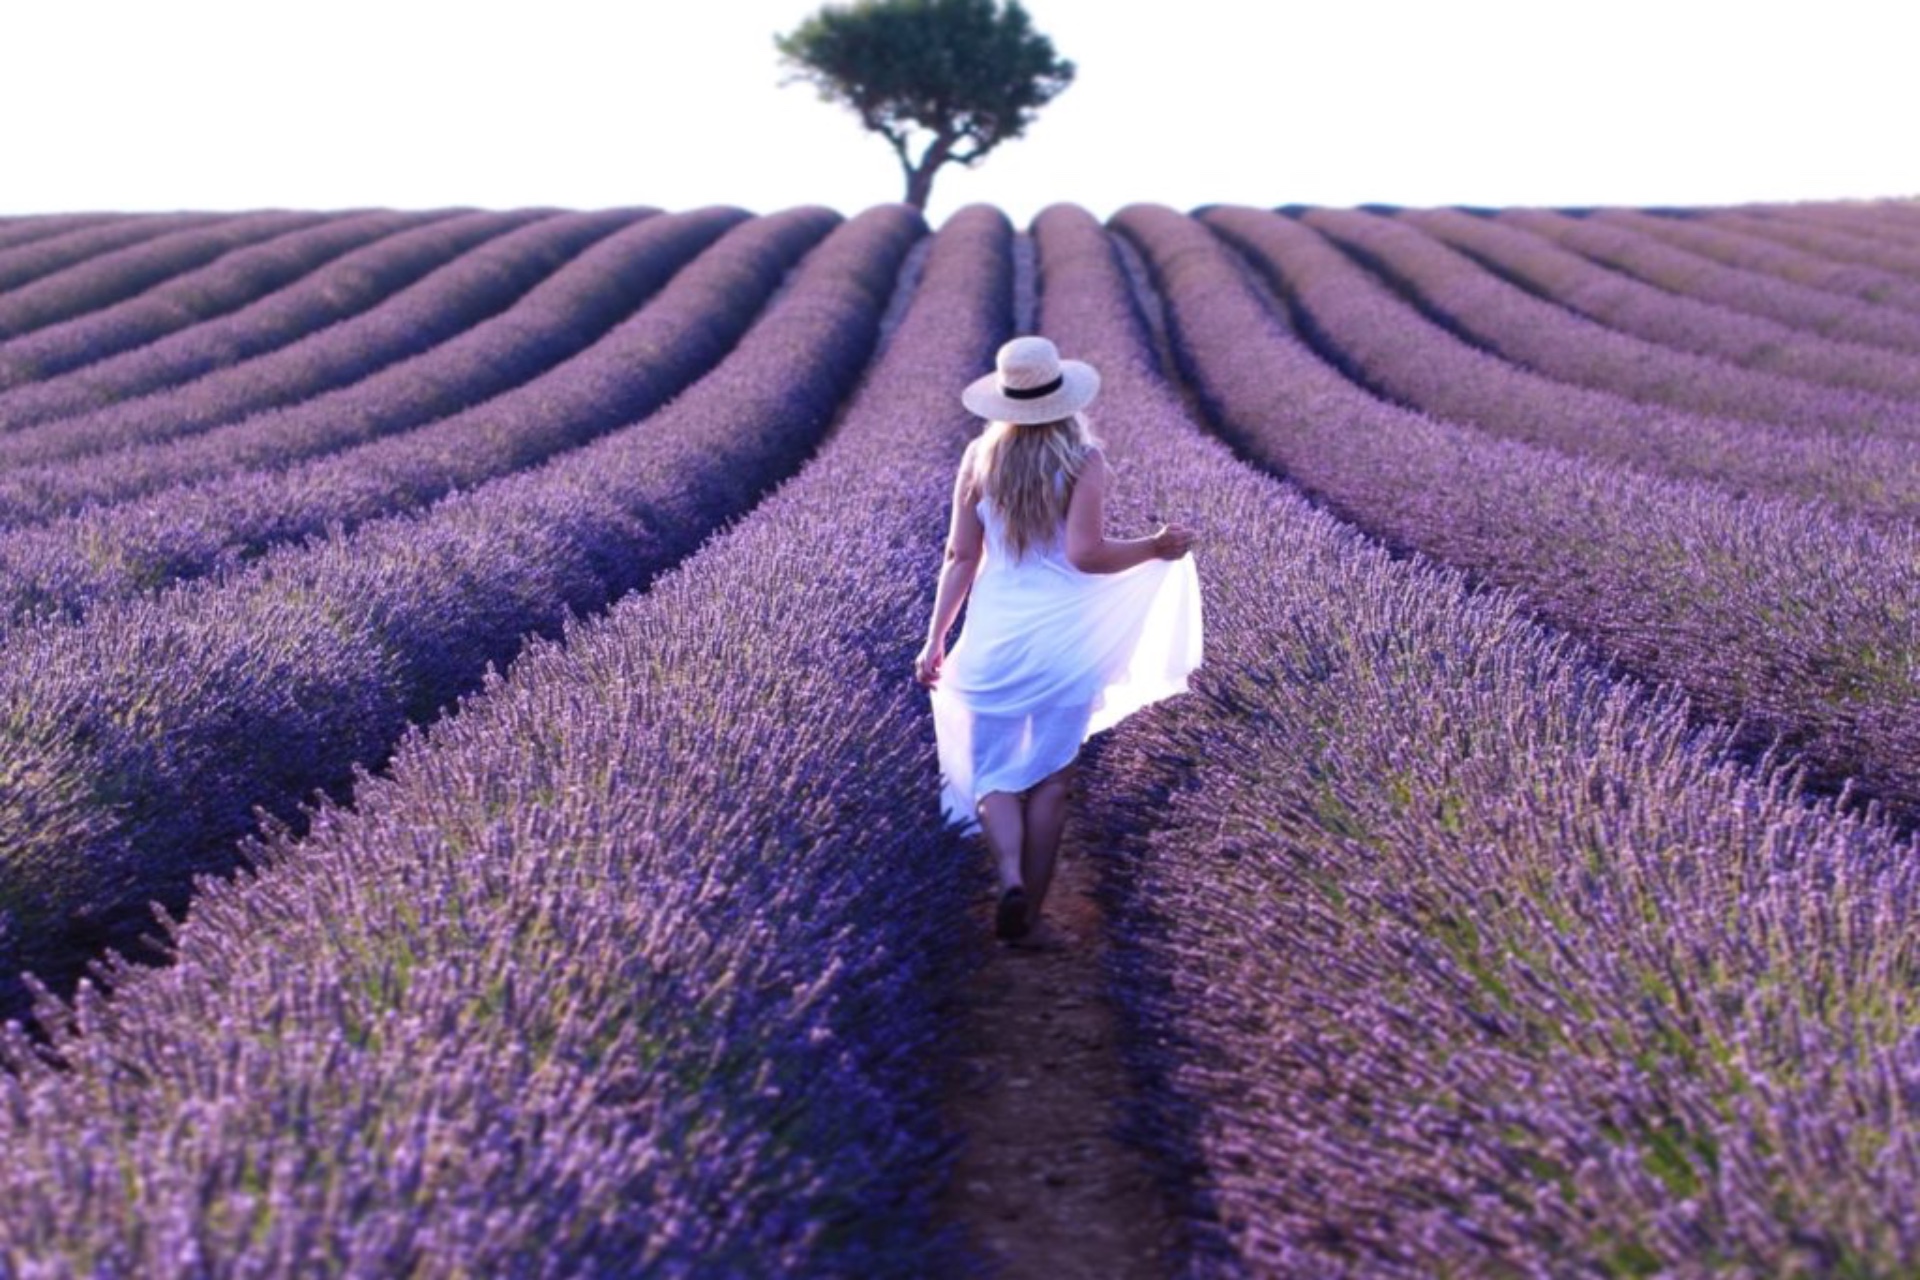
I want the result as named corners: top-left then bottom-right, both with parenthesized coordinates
top-left (968, 413), bottom-right (1101, 560)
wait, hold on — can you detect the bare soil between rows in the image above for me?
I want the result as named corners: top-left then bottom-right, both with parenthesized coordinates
top-left (933, 819), bottom-right (1182, 1278)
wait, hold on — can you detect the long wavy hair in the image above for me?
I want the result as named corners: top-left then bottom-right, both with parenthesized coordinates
top-left (969, 413), bottom-right (1101, 560)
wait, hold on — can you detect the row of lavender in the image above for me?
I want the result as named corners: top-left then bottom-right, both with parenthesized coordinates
top-left (1756, 200), bottom-right (1920, 253)
top-left (0, 213), bottom-right (305, 338)
top-left (0, 209), bottom-right (642, 1000)
top-left (0, 207), bottom-right (784, 632)
top-left (1219, 206), bottom-right (1920, 525)
top-left (1022, 205), bottom-right (1920, 1273)
top-left (1393, 205), bottom-right (1920, 398)
top-left (0, 209), bottom-right (626, 461)
top-left (0, 214), bottom-right (145, 264)
top-left (1301, 205), bottom-right (1920, 444)
top-left (0, 209), bottom-right (545, 431)
top-left (0, 205), bottom-right (916, 1024)
top-left (1625, 204), bottom-right (1920, 310)
top-left (1175, 205), bottom-right (1920, 822)
top-left (0, 208), bottom-right (1008, 1277)
top-left (0, 210), bottom-right (436, 390)
top-left (1498, 204), bottom-right (1920, 352)
top-left (1105, 200), bottom-right (1920, 1274)
top-left (0, 209), bottom-right (727, 529)
top-left (0, 214), bottom-right (289, 296)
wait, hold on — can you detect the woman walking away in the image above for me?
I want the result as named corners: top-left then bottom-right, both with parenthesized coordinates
top-left (915, 335), bottom-right (1202, 945)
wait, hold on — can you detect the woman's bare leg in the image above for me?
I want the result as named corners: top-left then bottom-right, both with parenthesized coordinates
top-left (977, 791), bottom-right (1025, 893)
top-left (1020, 765), bottom-right (1074, 923)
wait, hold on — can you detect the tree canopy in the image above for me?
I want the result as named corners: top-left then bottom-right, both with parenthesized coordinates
top-left (776, 0), bottom-right (1075, 210)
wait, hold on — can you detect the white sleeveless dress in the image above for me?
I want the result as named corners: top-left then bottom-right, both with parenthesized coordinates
top-left (931, 487), bottom-right (1204, 831)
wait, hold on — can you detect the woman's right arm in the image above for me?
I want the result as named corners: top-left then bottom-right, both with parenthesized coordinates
top-left (1064, 449), bottom-right (1194, 575)
top-left (916, 444), bottom-right (986, 687)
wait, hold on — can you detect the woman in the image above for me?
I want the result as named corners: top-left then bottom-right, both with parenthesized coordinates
top-left (915, 335), bottom-right (1202, 944)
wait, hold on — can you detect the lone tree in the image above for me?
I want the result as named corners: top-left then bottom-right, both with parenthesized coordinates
top-left (776, 0), bottom-right (1075, 210)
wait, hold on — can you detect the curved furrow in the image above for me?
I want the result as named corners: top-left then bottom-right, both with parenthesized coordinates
top-left (1700, 206), bottom-right (1920, 278)
top-left (0, 214), bottom-right (128, 255)
top-left (1034, 203), bottom-right (1920, 1276)
top-left (1187, 206), bottom-right (1920, 523)
top-left (0, 210), bottom-right (437, 390)
top-left (0, 205), bottom-right (1002, 1278)
top-left (0, 207), bottom-right (739, 531)
top-left (1594, 208), bottom-right (1920, 314)
top-left (1130, 204), bottom-right (1920, 816)
top-left (0, 209), bottom-right (629, 463)
top-left (0, 204), bottom-right (920, 1028)
top-left (1400, 206), bottom-right (1920, 400)
top-left (0, 211), bottom-right (331, 339)
top-left (0, 213), bottom-right (228, 293)
top-left (0, 207), bottom-right (810, 632)
top-left (0, 209), bottom-right (537, 431)
top-left (1501, 207), bottom-right (1920, 354)
top-left (1305, 206), bottom-right (1920, 441)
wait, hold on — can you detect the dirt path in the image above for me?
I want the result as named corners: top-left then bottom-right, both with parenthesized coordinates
top-left (933, 816), bottom-right (1183, 1278)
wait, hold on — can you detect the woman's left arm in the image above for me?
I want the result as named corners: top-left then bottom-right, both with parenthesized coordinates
top-left (916, 446), bottom-right (986, 687)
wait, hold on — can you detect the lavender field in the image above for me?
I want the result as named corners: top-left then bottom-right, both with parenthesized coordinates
top-left (1, 198), bottom-right (1917, 1277)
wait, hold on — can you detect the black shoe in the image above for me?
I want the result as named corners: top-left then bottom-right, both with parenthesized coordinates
top-left (995, 886), bottom-right (1030, 940)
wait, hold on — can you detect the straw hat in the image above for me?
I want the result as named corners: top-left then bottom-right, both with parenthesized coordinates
top-left (961, 335), bottom-right (1100, 424)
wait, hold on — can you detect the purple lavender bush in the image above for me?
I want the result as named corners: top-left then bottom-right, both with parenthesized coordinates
top-left (0, 213), bottom-right (129, 256)
top-left (1401, 205), bottom-right (1920, 400)
top-left (1301, 205), bottom-right (1920, 439)
top-left (0, 213), bottom-right (227, 294)
top-left (0, 210), bottom-right (425, 390)
top-left (0, 206), bottom-right (740, 532)
top-left (0, 209), bottom-right (634, 465)
top-left (1190, 206), bottom-right (1920, 523)
top-left (0, 205), bottom-right (1006, 1278)
top-left (0, 207), bottom-right (813, 632)
top-left (1123, 204), bottom-right (1920, 817)
top-left (0, 210), bottom-right (531, 431)
top-left (0, 204), bottom-right (919, 1028)
top-left (1695, 206), bottom-right (1920, 285)
top-left (0, 212), bottom-right (326, 340)
top-left (1502, 207), bottom-right (1920, 353)
top-left (1593, 207), bottom-right (1920, 314)
top-left (1038, 201), bottom-right (1920, 1275)
top-left (1763, 200), bottom-right (1920, 248)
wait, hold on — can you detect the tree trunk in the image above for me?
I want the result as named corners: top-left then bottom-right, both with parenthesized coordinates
top-left (904, 165), bottom-right (936, 211)
top-left (903, 134), bottom-right (955, 211)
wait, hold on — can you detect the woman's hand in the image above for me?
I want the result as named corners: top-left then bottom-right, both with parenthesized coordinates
top-left (1150, 521), bottom-right (1197, 560)
top-left (914, 639), bottom-right (944, 688)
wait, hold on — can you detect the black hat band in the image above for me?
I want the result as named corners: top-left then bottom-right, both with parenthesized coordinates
top-left (1003, 374), bottom-right (1064, 400)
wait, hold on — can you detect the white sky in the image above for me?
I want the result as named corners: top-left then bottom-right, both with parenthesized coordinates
top-left (4, 0), bottom-right (1916, 226)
